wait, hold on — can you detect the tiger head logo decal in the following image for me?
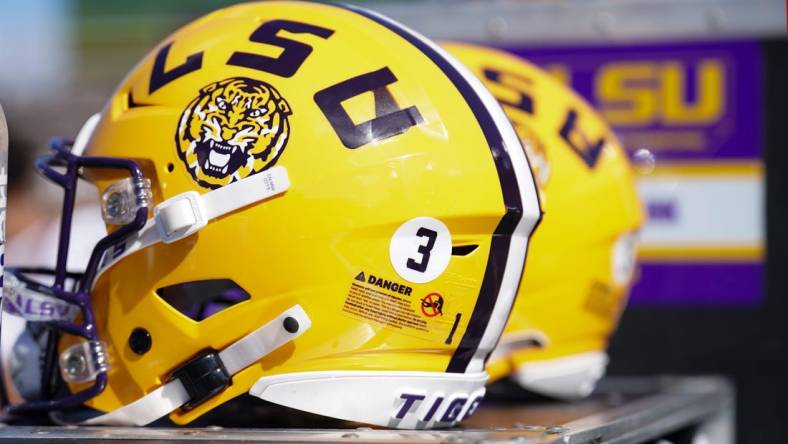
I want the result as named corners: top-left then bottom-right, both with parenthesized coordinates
top-left (176, 77), bottom-right (292, 189)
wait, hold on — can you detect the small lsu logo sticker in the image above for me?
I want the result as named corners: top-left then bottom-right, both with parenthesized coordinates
top-left (176, 77), bottom-right (292, 189)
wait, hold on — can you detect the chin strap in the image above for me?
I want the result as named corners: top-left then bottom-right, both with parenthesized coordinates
top-left (83, 305), bottom-right (311, 426)
top-left (94, 166), bottom-right (290, 285)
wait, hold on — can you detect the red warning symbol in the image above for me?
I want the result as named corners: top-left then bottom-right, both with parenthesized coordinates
top-left (420, 293), bottom-right (444, 317)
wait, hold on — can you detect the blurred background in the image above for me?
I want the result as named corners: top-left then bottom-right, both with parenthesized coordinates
top-left (0, 0), bottom-right (784, 442)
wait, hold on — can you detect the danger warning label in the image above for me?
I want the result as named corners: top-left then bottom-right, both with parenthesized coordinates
top-left (354, 272), bottom-right (413, 296)
top-left (343, 272), bottom-right (427, 332)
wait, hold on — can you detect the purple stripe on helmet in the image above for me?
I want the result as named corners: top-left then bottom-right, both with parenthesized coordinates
top-left (336, 3), bottom-right (525, 374)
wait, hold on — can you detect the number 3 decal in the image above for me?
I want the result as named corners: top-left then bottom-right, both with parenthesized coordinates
top-left (390, 217), bottom-right (452, 284)
top-left (406, 227), bottom-right (438, 273)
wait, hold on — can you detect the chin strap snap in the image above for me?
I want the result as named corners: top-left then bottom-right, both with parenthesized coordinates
top-left (95, 166), bottom-right (290, 283)
top-left (82, 305), bottom-right (311, 426)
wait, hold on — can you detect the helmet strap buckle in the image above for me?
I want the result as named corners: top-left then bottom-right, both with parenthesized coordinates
top-left (166, 351), bottom-right (230, 411)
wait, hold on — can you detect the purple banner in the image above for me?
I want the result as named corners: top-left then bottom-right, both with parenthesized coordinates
top-left (630, 262), bottom-right (763, 306)
top-left (500, 40), bottom-right (765, 306)
top-left (503, 40), bottom-right (763, 161)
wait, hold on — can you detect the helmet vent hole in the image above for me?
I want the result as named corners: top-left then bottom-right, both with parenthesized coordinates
top-left (451, 245), bottom-right (479, 256)
top-left (166, 162), bottom-right (175, 173)
top-left (156, 279), bottom-right (251, 322)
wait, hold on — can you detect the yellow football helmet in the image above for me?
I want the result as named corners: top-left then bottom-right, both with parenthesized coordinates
top-left (444, 43), bottom-right (644, 399)
top-left (0, 2), bottom-right (542, 428)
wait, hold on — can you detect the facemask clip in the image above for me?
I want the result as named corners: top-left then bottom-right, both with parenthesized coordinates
top-left (101, 177), bottom-right (152, 225)
top-left (59, 340), bottom-right (110, 384)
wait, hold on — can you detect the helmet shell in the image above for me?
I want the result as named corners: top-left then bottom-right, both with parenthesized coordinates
top-left (68, 3), bottom-right (540, 425)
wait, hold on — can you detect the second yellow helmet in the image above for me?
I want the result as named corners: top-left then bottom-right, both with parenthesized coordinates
top-left (444, 42), bottom-right (645, 399)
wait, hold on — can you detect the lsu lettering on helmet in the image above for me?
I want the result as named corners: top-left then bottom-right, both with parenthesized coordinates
top-left (443, 43), bottom-right (644, 399)
top-left (0, 2), bottom-right (541, 428)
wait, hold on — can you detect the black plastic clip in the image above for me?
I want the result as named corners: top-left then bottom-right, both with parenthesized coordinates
top-left (168, 350), bottom-right (230, 411)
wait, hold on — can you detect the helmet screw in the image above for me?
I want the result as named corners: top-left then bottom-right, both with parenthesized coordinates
top-left (64, 353), bottom-right (87, 378)
top-left (105, 192), bottom-right (124, 218)
top-left (283, 317), bottom-right (299, 333)
top-left (129, 328), bottom-right (152, 355)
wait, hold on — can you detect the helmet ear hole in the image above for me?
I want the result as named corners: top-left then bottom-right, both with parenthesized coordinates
top-left (166, 162), bottom-right (175, 173)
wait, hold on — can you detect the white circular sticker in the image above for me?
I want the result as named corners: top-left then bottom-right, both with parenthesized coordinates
top-left (390, 217), bottom-right (452, 284)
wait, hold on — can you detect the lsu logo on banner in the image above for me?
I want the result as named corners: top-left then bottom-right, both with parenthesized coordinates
top-left (595, 60), bottom-right (725, 126)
